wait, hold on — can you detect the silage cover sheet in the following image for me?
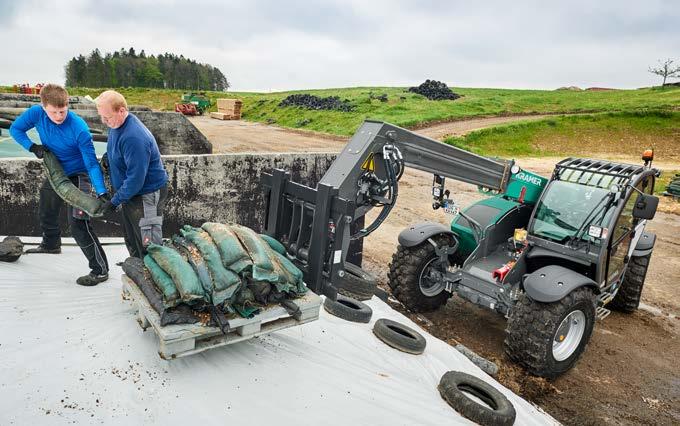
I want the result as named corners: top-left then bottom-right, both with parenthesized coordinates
top-left (0, 242), bottom-right (557, 425)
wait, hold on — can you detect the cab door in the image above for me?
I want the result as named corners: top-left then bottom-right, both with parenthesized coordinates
top-left (605, 177), bottom-right (652, 286)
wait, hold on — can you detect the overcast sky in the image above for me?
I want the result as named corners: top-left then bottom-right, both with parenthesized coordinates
top-left (1, 0), bottom-right (678, 91)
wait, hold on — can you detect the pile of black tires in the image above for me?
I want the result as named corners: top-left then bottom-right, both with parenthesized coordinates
top-left (278, 94), bottom-right (354, 112)
top-left (409, 80), bottom-right (461, 101)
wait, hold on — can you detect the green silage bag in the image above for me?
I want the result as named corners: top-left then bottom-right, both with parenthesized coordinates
top-left (180, 226), bottom-right (241, 305)
top-left (42, 151), bottom-right (104, 217)
top-left (172, 235), bottom-right (214, 299)
top-left (271, 250), bottom-right (307, 295)
top-left (201, 222), bottom-right (253, 273)
top-left (143, 255), bottom-right (180, 308)
top-left (147, 243), bottom-right (205, 304)
top-left (259, 234), bottom-right (286, 256)
top-left (231, 224), bottom-right (278, 282)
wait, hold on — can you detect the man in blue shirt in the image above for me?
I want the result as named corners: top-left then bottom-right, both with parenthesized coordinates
top-left (10, 84), bottom-right (109, 286)
top-left (96, 90), bottom-right (168, 258)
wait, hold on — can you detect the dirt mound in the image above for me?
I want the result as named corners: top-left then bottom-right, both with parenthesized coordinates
top-left (278, 94), bottom-right (354, 112)
top-left (409, 80), bottom-right (461, 100)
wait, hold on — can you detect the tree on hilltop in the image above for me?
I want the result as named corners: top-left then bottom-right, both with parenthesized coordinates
top-left (648, 59), bottom-right (680, 86)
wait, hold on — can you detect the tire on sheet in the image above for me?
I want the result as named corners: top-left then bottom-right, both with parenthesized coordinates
top-left (437, 371), bottom-right (516, 426)
top-left (372, 318), bottom-right (426, 355)
top-left (323, 294), bottom-right (373, 323)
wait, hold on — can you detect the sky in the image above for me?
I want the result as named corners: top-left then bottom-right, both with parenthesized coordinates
top-left (0, 0), bottom-right (678, 92)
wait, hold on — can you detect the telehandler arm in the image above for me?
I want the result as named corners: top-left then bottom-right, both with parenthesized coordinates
top-left (262, 120), bottom-right (512, 298)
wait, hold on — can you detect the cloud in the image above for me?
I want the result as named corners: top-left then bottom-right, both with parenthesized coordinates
top-left (0, 0), bottom-right (678, 90)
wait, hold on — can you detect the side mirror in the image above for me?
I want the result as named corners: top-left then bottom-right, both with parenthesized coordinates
top-left (633, 193), bottom-right (658, 220)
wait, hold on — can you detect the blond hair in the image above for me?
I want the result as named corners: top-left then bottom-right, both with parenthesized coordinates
top-left (97, 90), bottom-right (128, 111)
top-left (40, 84), bottom-right (69, 108)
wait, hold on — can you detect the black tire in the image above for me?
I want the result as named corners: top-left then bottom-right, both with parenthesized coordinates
top-left (337, 263), bottom-right (377, 301)
top-left (438, 371), bottom-right (516, 426)
top-left (504, 287), bottom-right (596, 378)
top-left (373, 287), bottom-right (389, 303)
top-left (609, 253), bottom-right (651, 313)
top-left (372, 318), bottom-right (427, 354)
top-left (387, 234), bottom-right (459, 312)
top-left (323, 294), bottom-right (373, 323)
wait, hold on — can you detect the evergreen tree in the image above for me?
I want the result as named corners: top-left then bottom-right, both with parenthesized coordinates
top-left (63, 48), bottom-right (230, 90)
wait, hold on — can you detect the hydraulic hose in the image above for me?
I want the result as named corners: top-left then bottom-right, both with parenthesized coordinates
top-left (351, 147), bottom-right (402, 240)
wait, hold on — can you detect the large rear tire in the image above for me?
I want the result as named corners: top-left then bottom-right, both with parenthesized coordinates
top-left (504, 287), bottom-right (596, 378)
top-left (387, 234), bottom-right (459, 312)
top-left (609, 253), bottom-right (651, 313)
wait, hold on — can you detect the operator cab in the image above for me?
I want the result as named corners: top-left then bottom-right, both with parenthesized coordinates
top-left (526, 156), bottom-right (659, 293)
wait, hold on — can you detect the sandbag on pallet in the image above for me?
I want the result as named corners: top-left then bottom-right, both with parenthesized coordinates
top-left (122, 257), bottom-right (201, 326)
top-left (147, 243), bottom-right (205, 304)
top-left (230, 224), bottom-right (278, 282)
top-left (259, 234), bottom-right (286, 256)
top-left (42, 151), bottom-right (104, 217)
top-left (177, 227), bottom-right (242, 305)
top-left (201, 222), bottom-right (252, 273)
top-left (172, 236), bottom-right (214, 298)
top-left (271, 250), bottom-right (306, 295)
top-left (143, 254), bottom-right (180, 308)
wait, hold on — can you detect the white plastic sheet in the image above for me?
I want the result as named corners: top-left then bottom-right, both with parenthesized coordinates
top-left (0, 242), bottom-right (557, 425)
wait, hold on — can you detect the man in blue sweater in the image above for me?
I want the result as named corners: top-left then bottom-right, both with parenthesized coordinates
top-left (10, 84), bottom-right (110, 286)
top-left (96, 90), bottom-right (168, 258)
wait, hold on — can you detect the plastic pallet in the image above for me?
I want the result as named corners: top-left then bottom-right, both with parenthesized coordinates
top-left (122, 275), bottom-right (321, 359)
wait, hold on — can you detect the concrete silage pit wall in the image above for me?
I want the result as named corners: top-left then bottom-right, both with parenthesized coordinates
top-left (0, 152), bottom-right (336, 237)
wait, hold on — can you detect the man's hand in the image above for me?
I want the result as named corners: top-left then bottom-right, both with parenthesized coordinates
top-left (100, 200), bottom-right (116, 214)
top-left (100, 153), bottom-right (109, 173)
top-left (29, 144), bottom-right (49, 159)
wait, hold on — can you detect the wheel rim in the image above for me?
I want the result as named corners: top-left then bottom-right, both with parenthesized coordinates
top-left (418, 258), bottom-right (445, 297)
top-left (552, 310), bottom-right (586, 362)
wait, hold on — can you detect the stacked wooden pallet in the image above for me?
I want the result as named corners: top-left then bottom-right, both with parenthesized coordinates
top-left (210, 98), bottom-right (242, 120)
top-left (122, 275), bottom-right (322, 359)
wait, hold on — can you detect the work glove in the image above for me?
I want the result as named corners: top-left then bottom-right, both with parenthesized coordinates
top-left (100, 153), bottom-right (109, 173)
top-left (99, 200), bottom-right (120, 214)
top-left (98, 193), bottom-right (111, 203)
top-left (29, 144), bottom-right (49, 159)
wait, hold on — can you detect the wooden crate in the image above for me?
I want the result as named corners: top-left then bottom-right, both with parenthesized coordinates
top-left (122, 275), bottom-right (321, 359)
top-left (216, 98), bottom-right (242, 110)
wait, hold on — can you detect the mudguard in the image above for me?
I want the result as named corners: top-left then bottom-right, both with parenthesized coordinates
top-left (523, 265), bottom-right (599, 303)
top-left (397, 221), bottom-right (454, 247)
top-left (632, 231), bottom-right (656, 257)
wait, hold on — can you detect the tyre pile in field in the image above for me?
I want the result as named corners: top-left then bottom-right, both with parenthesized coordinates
top-left (409, 79), bottom-right (461, 100)
top-left (278, 94), bottom-right (354, 112)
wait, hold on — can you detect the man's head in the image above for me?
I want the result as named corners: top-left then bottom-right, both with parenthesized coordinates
top-left (96, 90), bottom-right (129, 129)
top-left (40, 84), bottom-right (69, 125)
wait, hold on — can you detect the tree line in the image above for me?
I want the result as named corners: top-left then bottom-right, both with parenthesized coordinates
top-left (64, 48), bottom-right (230, 91)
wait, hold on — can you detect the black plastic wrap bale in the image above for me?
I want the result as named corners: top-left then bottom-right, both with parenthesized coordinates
top-left (121, 257), bottom-right (202, 326)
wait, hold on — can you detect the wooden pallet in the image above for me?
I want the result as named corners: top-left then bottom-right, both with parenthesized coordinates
top-left (122, 275), bottom-right (321, 359)
top-left (210, 111), bottom-right (241, 120)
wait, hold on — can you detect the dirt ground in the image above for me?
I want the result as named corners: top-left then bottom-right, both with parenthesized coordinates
top-left (188, 116), bottom-right (347, 153)
top-left (194, 115), bottom-right (680, 425)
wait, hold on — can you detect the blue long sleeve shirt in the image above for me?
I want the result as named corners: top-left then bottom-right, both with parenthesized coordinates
top-left (10, 105), bottom-right (106, 195)
top-left (107, 113), bottom-right (168, 206)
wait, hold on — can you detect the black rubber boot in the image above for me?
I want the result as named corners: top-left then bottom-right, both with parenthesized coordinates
top-left (25, 244), bottom-right (62, 254)
top-left (76, 272), bottom-right (109, 287)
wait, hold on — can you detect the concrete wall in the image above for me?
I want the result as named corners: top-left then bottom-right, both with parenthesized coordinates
top-left (0, 104), bottom-right (211, 155)
top-left (0, 153), bottom-right (336, 237)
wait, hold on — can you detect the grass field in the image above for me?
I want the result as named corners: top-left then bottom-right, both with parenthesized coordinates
top-left (4, 85), bottom-right (677, 137)
top-left (443, 111), bottom-right (680, 159)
